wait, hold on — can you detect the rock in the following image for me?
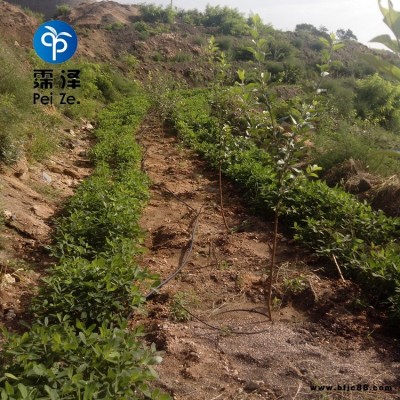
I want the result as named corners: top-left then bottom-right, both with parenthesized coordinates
top-left (244, 380), bottom-right (263, 392)
top-left (4, 309), bottom-right (16, 321)
top-left (187, 351), bottom-right (200, 362)
top-left (2, 274), bottom-right (16, 285)
top-left (48, 164), bottom-right (64, 174)
top-left (3, 209), bottom-right (14, 221)
top-left (63, 168), bottom-right (80, 179)
top-left (83, 123), bottom-right (94, 131)
top-left (13, 158), bottom-right (29, 180)
top-left (41, 171), bottom-right (52, 184)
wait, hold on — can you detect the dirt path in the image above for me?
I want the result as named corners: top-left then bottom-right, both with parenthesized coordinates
top-left (0, 123), bottom-right (93, 332)
top-left (136, 115), bottom-right (400, 400)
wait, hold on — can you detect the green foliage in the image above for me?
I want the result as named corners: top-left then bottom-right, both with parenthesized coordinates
top-left (283, 276), bottom-right (308, 295)
top-left (56, 4), bottom-right (71, 17)
top-left (54, 95), bottom-right (150, 259)
top-left (336, 28), bottom-right (357, 41)
top-left (202, 5), bottom-right (249, 36)
top-left (105, 22), bottom-right (125, 31)
top-left (0, 42), bottom-right (63, 165)
top-left (169, 292), bottom-right (192, 322)
top-left (355, 74), bottom-right (400, 131)
top-left (0, 320), bottom-right (166, 400)
top-left (34, 253), bottom-right (147, 324)
top-left (169, 52), bottom-right (193, 63)
top-left (366, 1), bottom-right (400, 80)
top-left (295, 23), bottom-right (325, 36)
top-left (215, 36), bottom-right (233, 51)
top-left (139, 4), bottom-right (176, 24)
top-left (0, 42), bottom-right (31, 164)
top-left (27, 129), bottom-right (58, 162)
top-left (266, 37), bottom-right (296, 61)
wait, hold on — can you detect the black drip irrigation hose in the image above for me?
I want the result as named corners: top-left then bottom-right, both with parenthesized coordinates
top-left (134, 163), bottom-right (273, 334)
top-left (181, 305), bottom-right (273, 335)
top-left (145, 204), bottom-right (203, 300)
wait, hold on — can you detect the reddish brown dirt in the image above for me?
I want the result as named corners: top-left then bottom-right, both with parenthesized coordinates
top-left (135, 115), bottom-right (400, 400)
top-left (0, 121), bottom-right (93, 333)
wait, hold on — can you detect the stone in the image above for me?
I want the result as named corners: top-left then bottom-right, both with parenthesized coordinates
top-left (3, 209), bottom-right (14, 221)
top-left (244, 380), bottom-right (264, 392)
top-left (2, 274), bottom-right (16, 285)
top-left (41, 171), bottom-right (52, 184)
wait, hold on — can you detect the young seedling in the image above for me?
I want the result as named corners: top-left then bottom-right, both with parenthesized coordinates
top-left (235, 16), bottom-right (341, 320)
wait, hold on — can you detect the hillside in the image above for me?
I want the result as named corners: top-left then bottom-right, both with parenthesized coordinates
top-left (5, 0), bottom-right (95, 17)
top-left (0, 1), bottom-right (400, 399)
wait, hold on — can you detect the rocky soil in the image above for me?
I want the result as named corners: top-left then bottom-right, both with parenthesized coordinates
top-left (0, 122), bottom-right (93, 333)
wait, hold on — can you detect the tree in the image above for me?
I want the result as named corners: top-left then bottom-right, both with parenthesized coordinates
top-left (355, 73), bottom-right (400, 130)
top-left (295, 23), bottom-right (319, 34)
top-left (336, 28), bottom-right (358, 41)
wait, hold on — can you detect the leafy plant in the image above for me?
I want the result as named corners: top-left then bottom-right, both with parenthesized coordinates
top-left (56, 4), bottom-right (71, 17)
top-left (0, 320), bottom-right (168, 400)
top-left (282, 276), bottom-right (308, 296)
top-left (169, 292), bottom-right (194, 322)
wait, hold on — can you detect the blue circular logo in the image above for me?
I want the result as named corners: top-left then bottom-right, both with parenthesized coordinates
top-left (33, 20), bottom-right (78, 64)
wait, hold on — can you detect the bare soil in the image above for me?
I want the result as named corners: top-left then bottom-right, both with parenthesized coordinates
top-left (0, 122), bottom-right (93, 333)
top-left (135, 115), bottom-right (400, 400)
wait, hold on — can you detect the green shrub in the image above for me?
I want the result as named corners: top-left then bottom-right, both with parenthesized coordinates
top-left (170, 52), bottom-right (193, 63)
top-left (34, 252), bottom-right (147, 324)
top-left (355, 73), bottom-right (400, 132)
top-left (105, 22), bottom-right (125, 31)
top-left (56, 4), bottom-right (71, 17)
top-left (233, 45), bottom-right (254, 61)
top-left (139, 4), bottom-right (175, 24)
top-left (27, 129), bottom-right (58, 162)
top-left (21, 7), bottom-right (44, 22)
top-left (215, 36), bottom-right (233, 51)
top-left (0, 320), bottom-right (167, 400)
top-left (266, 38), bottom-right (296, 61)
top-left (202, 5), bottom-right (249, 36)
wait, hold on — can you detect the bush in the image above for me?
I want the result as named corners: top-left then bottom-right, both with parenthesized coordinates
top-left (203, 5), bottom-right (249, 36)
top-left (266, 38), bottom-right (295, 61)
top-left (355, 74), bottom-right (400, 132)
top-left (0, 320), bottom-right (166, 400)
top-left (321, 78), bottom-right (356, 118)
top-left (215, 36), bottom-right (233, 51)
top-left (56, 4), bottom-right (71, 17)
top-left (139, 4), bottom-right (175, 24)
top-left (170, 52), bottom-right (192, 62)
top-left (233, 45), bottom-right (254, 61)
